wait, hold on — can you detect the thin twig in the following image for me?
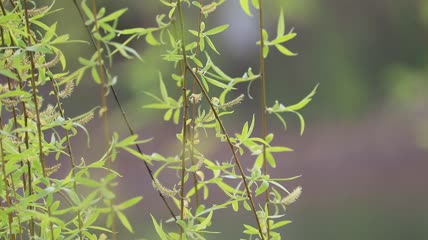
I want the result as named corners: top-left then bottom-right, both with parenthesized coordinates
top-left (88, 0), bottom-right (116, 238)
top-left (22, 0), bottom-right (55, 238)
top-left (49, 78), bottom-right (84, 240)
top-left (187, 66), bottom-right (266, 240)
top-left (257, 0), bottom-right (270, 238)
top-left (176, 1), bottom-right (190, 239)
top-left (0, 117), bottom-right (15, 240)
top-left (71, 0), bottom-right (178, 222)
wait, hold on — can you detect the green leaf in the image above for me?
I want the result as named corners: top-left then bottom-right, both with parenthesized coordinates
top-left (265, 133), bottom-right (274, 143)
top-left (273, 112), bottom-right (287, 130)
top-left (151, 215), bottom-right (169, 240)
top-left (253, 153), bottom-right (262, 169)
top-left (255, 181), bottom-right (269, 196)
top-left (205, 36), bottom-right (219, 54)
top-left (275, 44), bottom-right (297, 56)
top-left (267, 146), bottom-right (293, 153)
top-left (173, 108), bottom-right (180, 124)
top-left (266, 152), bottom-right (276, 168)
top-left (192, 1), bottom-right (202, 8)
top-left (143, 103), bottom-right (170, 109)
top-left (116, 196), bottom-right (143, 210)
top-left (293, 110), bottom-right (306, 135)
top-left (194, 210), bottom-right (213, 231)
top-left (0, 89), bottom-right (31, 99)
top-left (81, 0), bottom-right (93, 22)
top-left (99, 8), bottom-right (128, 23)
top-left (240, 0), bottom-right (252, 16)
top-left (251, 0), bottom-right (259, 9)
top-left (159, 74), bottom-right (168, 102)
top-left (271, 220), bottom-right (292, 229)
top-left (243, 224), bottom-right (259, 235)
top-left (116, 210), bottom-right (133, 233)
top-left (277, 9), bottom-right (285, 37)
top-left (146, 31), bottom-right (160, 46)
top-left (232, 200), bottom-right (239, 212)
top-left (204, 24), bottom-right (229, 36)
top-left (270, 33), bottom-right (297, 45)
top-left (91, 67), bottom-right (100, 84)
top-left (164, 108), bottom-right (173, 121)
top-left (283, 84), bottom-right (319, 111)
top-left (118, 27), bottom-right (148, 35)
top-left (263, 45), bottom-right (269, 58)
top-left (0, 69), bottom-right (18, 81)
top-left (204, 76), bottom-right (235, 89)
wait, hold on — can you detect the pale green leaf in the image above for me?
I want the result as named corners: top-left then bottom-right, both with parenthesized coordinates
top-left (275, 44), bottom-right (298, 56)
top-left (146, 32), bottom-right (160, 46)
top-left (283, 84), bottom-right (319, 111)
top-left (255, 181), bottom-right (269, 196)
top-left (204, 24), bottom-right (229, 36)
top-left (116, 196), bottom-right (143, 210)
top-left (270, 33), bottom-right (297, 45)
top-left (151, 215), bottom-right (169, 240)
top-left (272, 220), bottom-right (292, 229)
top-left (243, 224), bottom-right (259, 235)
top-left (164, 108), bottom-right (173, 121)
top-left (116, 210), bottom-right (133, 233)
top-left (159, 74), bottom-right (168, 102)
top-left (98, 8), bottom-right (128, 24)
top-left (277, 9), bottom-right (285, 37)
top-left (251, 0), bottom-right (259, 9)
top-left (240, 0), bottom-right (252, 16)
top-left (267, 146), bottom-right (293, 153)
top-left (91, 67), bottom-right (100, 84)
top-left (205, 36), bottom-right (219, 54)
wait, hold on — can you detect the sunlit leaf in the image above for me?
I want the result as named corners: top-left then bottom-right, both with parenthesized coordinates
top-left (277, 9), bottom-right (285, 37)
top-left (204, 24), bottom-right (229, 36)
top-left (240, 0), bottom-right (252, 16)
top-left (275, 44), bottom-right (298, 56)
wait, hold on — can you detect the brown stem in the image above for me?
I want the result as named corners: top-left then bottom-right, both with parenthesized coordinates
top-left (187, 66), bottom-right (265, 240)
top-left (0, 117), bottom-right (16, 240)
top-left (257, 0), bottom-right (270, 238)
top-left (22, 0), bottom-right (54, 238)
top-left (71, 0), bottom-right (178, 222)
top-left (89, 0), bottom-right (115, 238)
top-left (49, 78), bottom-right (84, 240)
top-left (176, 1), bottom-right (190, 238)
top-left (1, 15), bottom-right (24, 238)
top-left (189, 0), bottom-right (204, 211)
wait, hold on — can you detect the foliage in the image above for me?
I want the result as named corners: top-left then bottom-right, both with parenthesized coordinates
top-left (0, 0), bottom-right (316, 239)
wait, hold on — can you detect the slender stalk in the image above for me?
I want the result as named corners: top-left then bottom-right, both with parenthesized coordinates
top-left (90, 0), bottom-right (111, 149)
top-left (187, 67), bottom-right (266, 240)
top-left (22, 1), bottom-right (55, 239)
top-left (0, 117), bottom-right (15, 240)
top-left (2, 19), bottom-right (24, 239)
top-left (72, 0), bottom-right (177, 222)
top-left (176, 1), bottom-right (190, 238)
top-left (257, 0), bottom-right (270, 238)
top-left (189, 0), bottom-right (204, 210)
top-left (49, 78), bottom-right (84, 240)
top-left (88, 0), bottom-right (116, 238)
top-left (176, 1), bottom-right (264, 237)
top-left (6, 80), bottom-right (24, 240)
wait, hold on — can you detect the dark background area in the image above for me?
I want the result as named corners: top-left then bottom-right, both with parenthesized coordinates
top-left (50, 0), bottom-right (428, 239)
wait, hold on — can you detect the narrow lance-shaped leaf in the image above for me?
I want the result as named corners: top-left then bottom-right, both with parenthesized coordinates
top-left (240, 0), bottom-right (252, 16)
top-left (277, 9), bottom-right (285, 37)
top-left (275, 43), bottom-right (297, 56)
top-left (204, 24), bottom-right (229, 36)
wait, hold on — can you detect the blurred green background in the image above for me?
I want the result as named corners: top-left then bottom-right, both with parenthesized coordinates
top-left (51, 0), bottom-right (428, 239)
